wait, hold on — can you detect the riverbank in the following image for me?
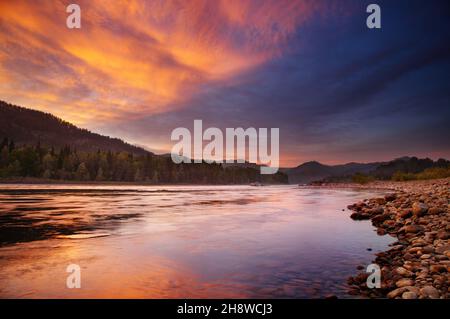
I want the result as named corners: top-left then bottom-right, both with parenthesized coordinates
top-left (339, 178), bottom-right (449, 299)
top-left (0, 177), bottom-right (286, 186)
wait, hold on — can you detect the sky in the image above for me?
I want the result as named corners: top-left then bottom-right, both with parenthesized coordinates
top-left (0, 0), bottom-right (449, 167)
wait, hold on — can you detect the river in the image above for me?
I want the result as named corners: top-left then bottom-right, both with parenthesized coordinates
top-left (0, 184), bottom-right (394, 298)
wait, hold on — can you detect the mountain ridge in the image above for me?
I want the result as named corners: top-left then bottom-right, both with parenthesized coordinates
top-left (2, 100), bottom-right (448, 185)
top-left (0, 100), bottom-right (288, 184)
top-left (0, 100), bottom-right (151, 156)
top-left (283, 160), bottom-right (381, 184)
top-left (284, 157), bottom-right (449, 184)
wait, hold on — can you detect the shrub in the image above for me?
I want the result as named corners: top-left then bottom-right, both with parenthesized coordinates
top-left (416, 166), bottom-right (450, 180)
top-left (392, 171), bottom-right (417, 181)
top-left (352, 173), bottom-right (374, 184)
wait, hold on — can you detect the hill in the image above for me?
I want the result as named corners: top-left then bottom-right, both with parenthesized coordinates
top-left (372, 157), bottom-right (450, 179)
top-left (284, 161), bottom-right (380, 184)
top-left (285, 157), bottom-right (450, 184)
top-left (0, 100), bottom-right (149, 155)
top-left (0, 100), bottom-right (288, 184)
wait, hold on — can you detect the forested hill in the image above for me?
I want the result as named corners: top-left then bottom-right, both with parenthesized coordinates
top-left (285, 157), bottom-right (450, 184)
top-left (0, 100), bottom-right (149, 155)
top-left (0, 100), bottom-right (288, 184)
top-left (284, 161), bottom-right (381, 184)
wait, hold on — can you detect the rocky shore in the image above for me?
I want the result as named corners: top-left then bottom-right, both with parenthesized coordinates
top-left (344, 178), bottom-right (449, 299)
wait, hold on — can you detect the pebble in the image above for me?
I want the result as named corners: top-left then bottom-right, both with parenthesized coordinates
top-left (402, 291), bottom-right (417, 299)
top-left (420, 286), bottom-right (440, 299)
top-left (396, 278), bottom-right (414, 288)
top-left (412, 202), bottom-right (428, 216)
top-left (429, 265), bottom-right (447, 274)
top-left (344, 178), bottom-right (450, 299)
top-left (387, 287), bottom-right (408, 299)
top-left (395, 267), bottom-right (413, 277)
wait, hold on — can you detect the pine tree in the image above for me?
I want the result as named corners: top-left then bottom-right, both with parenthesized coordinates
top-left (76, 162), bottom-right (90, 181)
top-left (8, 140), bottom-right (15, 152)
top-left (96, 167), bottom-right (104, 181)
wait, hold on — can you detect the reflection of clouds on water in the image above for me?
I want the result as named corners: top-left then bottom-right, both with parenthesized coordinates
top-left (0, 185), bottom-right (394, 298)
top-left (0, 192), bottom-right (144, 245)
top-left (0, 186), bottom-right (225, 245)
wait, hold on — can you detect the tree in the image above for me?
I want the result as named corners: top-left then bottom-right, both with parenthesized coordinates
top-left (95, 167), bottom-right (104, 181)
top-left (0, 137), bottom-right (289, 184)
top-left (18, 147), bottom-right (40, 176)
top-left (76, 162), bottom-right (90, 181)
top-left (0, 146), bottom-right (9, 167)
top-left (0, 138), bottom-right (8, 151)
top-left (6, 160), bottom-right (21, 177)
top-left (43, 169), bottom-right (52, 179)
top-left (152, 171), bottom-right (159, 184)
top-left (134, 168), bottom-right (143, 182)
top-left (8, 140), bottom-right (15, 152)
top-left (42, 153), bottom-right (56, 171)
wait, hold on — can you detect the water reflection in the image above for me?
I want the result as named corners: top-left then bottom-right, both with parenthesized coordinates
top-left (0, 185), bottom-right (394, 298)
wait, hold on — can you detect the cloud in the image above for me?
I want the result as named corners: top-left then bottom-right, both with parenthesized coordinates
top-left (97, 0), bottom-right (450, 166)
top-left (0, 0), bottom-right (323, 125)
top-left (2, 0), bottom-right (448, 166)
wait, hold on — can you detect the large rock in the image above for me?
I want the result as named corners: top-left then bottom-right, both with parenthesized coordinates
top-left (436, 231), bottom-right (449, 240)
top-left (420, 286), bottom-right (440, 299)
top-left (387, 287), bottom-right (408, 299)
top-left (384, 194), bottom-right (397, 202)
top-left (421, 245), bottom-right (434, 254)
top-left (427, 207), bottom-right (441, 215)
top-left (435, 245), bottom-right (450, 254)
top-left (402, 291), bottom-right (417, 299)
top-left (395, 267), bottom-right (413, 277)
top-left (350, 212), bottom-right (371, 220)
top-left (429, 264), bottom-right (447, 274)
top-left (398, 209), bottom-right (412, 219)
top-left (369, 206), bottom-right (384, 215)
top-left (396, 278), bottom-right (414, 287)
top-left (372, 213), bottom-right (391, 224)
top-left (400, 225), bottom-right (425, 234)
top-left (412, 202), bottom-right (428, 216)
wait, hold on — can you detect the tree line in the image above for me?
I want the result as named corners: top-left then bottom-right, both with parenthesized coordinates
top-left (0, 137), bottom-right (287, 184)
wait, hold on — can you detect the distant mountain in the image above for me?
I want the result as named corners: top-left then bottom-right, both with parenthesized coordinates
top-left (161, 154), bottom-right (266, 170)
top-left (220, 161), bottom-right (262, 170)
top-left (285, 156), bottom-right (450, 184)
top-left (0, 100), bottom-right (150, 155)
top-left (372, 157), bottom-right (450, 179)
top-left (284, 161), bottom-right (381, 184)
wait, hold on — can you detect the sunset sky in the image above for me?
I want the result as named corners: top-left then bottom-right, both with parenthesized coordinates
top-left (0, 0), bottom-right (449, 167)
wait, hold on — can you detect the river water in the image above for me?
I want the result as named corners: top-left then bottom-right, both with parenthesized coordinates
top-left (0, 184), bottom-right (394, 298)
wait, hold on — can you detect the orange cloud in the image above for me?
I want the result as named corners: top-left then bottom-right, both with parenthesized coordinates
top-left (0, 0), bottom-right (321, 126)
